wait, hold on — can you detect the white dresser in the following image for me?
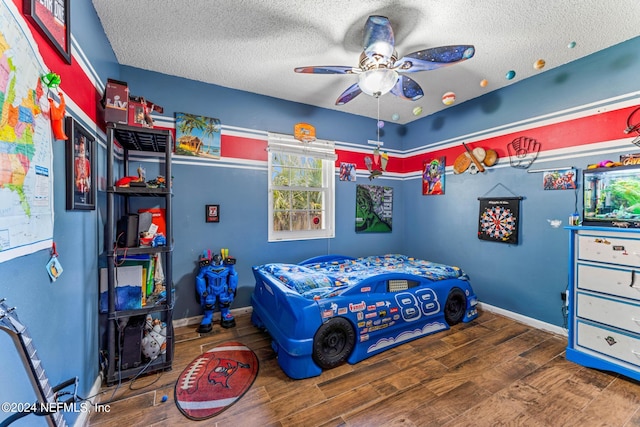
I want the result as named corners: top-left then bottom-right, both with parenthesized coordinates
top-left (566, 226), bottom-right (640, 381)
top-left (566, 227), bottom-right (640, 380)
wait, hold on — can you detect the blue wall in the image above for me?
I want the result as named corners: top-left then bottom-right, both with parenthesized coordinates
top-left (403, 37), bottom-right (640, 327)
top-left (119, 37), bottom-right (640, 325)
top-left (1, 0), bottom-right (639, 424)
top-left (0, 1), bottom-right (117, 426)
top-left (119, 66), bottom-right (407, 320)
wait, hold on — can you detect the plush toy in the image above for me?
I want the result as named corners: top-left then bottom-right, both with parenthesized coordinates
top-left (141, 315), bottom-right (167, 360)
top-left (48, 92), bottom-right (68, 140)
top-left (41, 72), bottom-right (61, 89)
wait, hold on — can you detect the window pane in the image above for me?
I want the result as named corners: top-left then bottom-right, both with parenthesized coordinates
top-left (268, 134), bottom-right (335, 241)
top-left (290, 211), bottom-right (309, 231)
top-left (308, 191), bottom-right (323, 209)
top-left (310, 211), bottom-right (323, 229)
top-left (305, 157), bottom-right (321, 168)
top-left (273, 211), bottom-right (290, 231)
top-left (292, 191), bottom-right (307, 209)
top-left (273, 167), bottom-right (291, 186)
top-left (290, 167), bottom-right (307, 186)
top-left (308, 169), bottom-right (322, 187)
top-left (272, 190), bottom-right (291, 210)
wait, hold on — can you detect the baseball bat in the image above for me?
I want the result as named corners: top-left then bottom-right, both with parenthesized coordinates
top-left (462, 142), bottom-right (485, 173)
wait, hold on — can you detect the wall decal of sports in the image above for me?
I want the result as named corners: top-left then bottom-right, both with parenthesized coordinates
top-left (477, 197), bottom-right (522, 244)
top-left (507, 136), bottom-right (541, 169)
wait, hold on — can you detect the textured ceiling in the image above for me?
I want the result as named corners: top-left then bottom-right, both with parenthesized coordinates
top-left (92, 0), bottom-right (640, 124)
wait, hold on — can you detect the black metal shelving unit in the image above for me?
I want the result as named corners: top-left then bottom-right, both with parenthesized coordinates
top-left (104, 123), bottom-right (174, 385)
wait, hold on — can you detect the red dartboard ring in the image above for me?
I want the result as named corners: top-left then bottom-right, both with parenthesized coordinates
top-left (480, 205), bottom-right (516, 240)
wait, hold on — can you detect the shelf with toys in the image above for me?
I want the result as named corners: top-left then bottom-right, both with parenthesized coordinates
top-left (103, 122), bottom-right (174, 385)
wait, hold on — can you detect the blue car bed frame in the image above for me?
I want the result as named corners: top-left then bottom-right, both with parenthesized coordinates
top-left (251, 254), bottom-right (479, 379)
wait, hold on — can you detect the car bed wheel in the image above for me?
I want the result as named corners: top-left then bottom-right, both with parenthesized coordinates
top-left (444, 287), bottom-right (467, 325)
top-left (312, 317), bottom-right (355, 370)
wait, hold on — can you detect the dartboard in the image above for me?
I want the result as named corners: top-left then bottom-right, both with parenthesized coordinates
top-left (480, 205), bottom-right (516, 241)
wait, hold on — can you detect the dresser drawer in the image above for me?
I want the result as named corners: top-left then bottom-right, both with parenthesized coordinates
top-left (576, 321), bottom-right (640, 368)
top-left (577, 234), bottom-right (640, 267)
top-left (577, 263), bottom-right (640, 302)
top-left (577, 292), bottom-right (640, 334)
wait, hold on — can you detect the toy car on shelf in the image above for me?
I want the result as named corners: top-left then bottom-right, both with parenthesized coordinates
top-left (250, 254), bottom-right (478, 379)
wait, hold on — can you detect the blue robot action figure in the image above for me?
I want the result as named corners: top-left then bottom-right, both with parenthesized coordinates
top-left (195, 250), bottom-right (238, 333)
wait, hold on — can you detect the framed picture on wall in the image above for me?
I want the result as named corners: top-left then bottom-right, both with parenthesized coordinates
top-left (205, 204), bottom-right (220, 223)
top-left (65, 117), bottom-right (96, 210)
top-left (24, 0), bottom-right (71, 64)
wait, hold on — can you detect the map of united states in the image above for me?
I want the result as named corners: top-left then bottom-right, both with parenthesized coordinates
top-left (0, 0), bottom-right (54, 261)
top-left (0, 31), bottom-right (40, 217)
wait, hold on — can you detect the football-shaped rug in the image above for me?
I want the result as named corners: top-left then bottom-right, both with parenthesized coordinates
top-left (175, 341), bottom-right (259, 420)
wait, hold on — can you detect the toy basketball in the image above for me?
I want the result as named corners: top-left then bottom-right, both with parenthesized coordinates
top-left (294, 123), bottom-right (316, 143)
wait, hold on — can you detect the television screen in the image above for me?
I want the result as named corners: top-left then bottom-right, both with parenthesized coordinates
top-left (583, 165), bottom-right (640, 227)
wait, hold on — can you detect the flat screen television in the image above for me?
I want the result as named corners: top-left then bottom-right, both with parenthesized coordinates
top-left (583, 164), bottom-right (640, 228)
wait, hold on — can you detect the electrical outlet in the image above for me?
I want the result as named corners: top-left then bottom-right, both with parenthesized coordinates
top-left (561, 291), bottom-right (570, 307)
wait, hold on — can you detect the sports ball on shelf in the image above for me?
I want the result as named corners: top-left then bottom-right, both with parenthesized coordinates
top-left (453, 152), bottom-right (472, 174)
top-left (483, 149), bottom-right (499, 166)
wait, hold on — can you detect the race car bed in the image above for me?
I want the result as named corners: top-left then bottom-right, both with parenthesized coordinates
top-left (251, 254), bottom-right (478, 379)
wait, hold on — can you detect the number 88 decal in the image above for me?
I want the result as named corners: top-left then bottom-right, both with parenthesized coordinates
top-left (394, 289), bottom-right (440, 322)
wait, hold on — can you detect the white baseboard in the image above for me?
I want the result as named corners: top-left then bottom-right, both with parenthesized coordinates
top-left (172, 304), bottom-right (567, 337)
top-left (478, 302), bottom-right (568, 337)
top-left (172, 306), bottom-right (253, 328)
top-left (73, 374), bottom-right (102, 427)
top-left (98, 303), bottom-right (566, 348)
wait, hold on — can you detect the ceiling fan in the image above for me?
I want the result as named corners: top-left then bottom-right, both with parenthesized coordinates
top-left (294, 15), bottom-right (475, 105)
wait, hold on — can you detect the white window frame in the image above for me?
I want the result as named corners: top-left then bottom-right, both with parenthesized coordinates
top-left (267, 132), bottom-right (335, 242)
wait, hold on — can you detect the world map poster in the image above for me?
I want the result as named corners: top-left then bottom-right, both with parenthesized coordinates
top-left (0, 0), bottom-right (54, 262)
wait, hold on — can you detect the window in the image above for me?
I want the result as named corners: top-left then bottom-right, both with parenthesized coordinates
top-left (267, 132), bottom-right (336, 241)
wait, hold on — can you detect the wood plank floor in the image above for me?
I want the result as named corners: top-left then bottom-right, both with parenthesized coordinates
top-left (88, 309), bottom-right (640, 426)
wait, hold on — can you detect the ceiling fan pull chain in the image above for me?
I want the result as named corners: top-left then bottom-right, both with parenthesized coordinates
top-left (377, 96), bottom-right (381, 146)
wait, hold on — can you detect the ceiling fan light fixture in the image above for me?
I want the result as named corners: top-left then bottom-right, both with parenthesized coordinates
top-left (358, 68), bottom-right (398, 97)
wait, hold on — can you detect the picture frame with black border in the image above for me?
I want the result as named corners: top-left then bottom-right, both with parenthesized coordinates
top-left (24, 0), bottom-right (71, 64)
top-left (205, 204), bottom-right (219, 223)
top-left (65, 116), bottom-right (96, 210)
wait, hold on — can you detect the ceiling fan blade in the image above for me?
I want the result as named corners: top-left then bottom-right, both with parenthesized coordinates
top-left (335, 83), bottom-right (362, 105)
top-left (294, 65), bottom-right (357, 74)
top-left (363, 15), bottom-right (395, 60)
top-left (395, 45), bottom-right (475, 73)
top-left (390, 75), bottom-right (424, 101)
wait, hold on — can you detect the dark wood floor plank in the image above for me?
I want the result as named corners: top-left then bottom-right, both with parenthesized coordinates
top-left (88, 309), bottom-right (640, 426)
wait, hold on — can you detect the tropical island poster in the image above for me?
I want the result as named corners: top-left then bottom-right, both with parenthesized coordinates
top-left (175, 112), bottom-right (221, 158)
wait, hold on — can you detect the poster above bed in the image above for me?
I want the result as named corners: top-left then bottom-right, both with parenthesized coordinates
top-left (355, 184), bottom-right (393, 233)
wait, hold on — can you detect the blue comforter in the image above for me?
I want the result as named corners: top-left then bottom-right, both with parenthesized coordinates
top-left (258, 254), bottom-right (467, 299)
